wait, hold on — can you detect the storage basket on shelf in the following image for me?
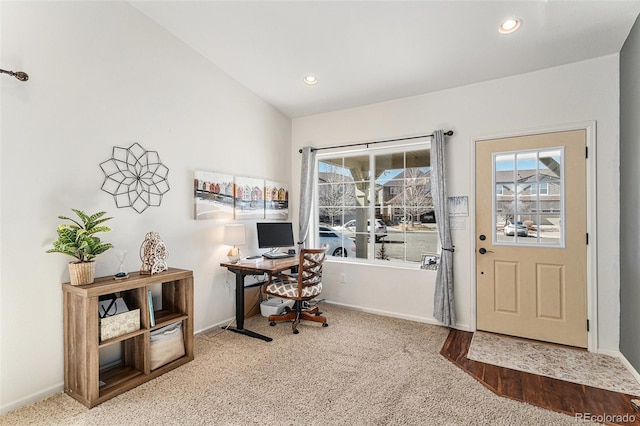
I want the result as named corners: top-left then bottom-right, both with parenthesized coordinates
top-left (98, 297), bottom-right (140, 342)
top-left (150, 321), bottom-right (185, 370)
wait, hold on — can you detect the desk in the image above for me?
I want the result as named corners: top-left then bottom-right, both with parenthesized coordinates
top-left (220, 257), bottom-right (299, 342)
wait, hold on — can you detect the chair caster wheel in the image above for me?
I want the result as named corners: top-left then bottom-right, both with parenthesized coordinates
top-left (322, 323), bottom-right (328, 327)
top-left (293, 329), bottom-right (299, 334)
top-left (269, 322), bottom-right (276, 326)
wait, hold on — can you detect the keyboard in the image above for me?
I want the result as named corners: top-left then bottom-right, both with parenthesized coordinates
top-left (262, 252), bottom-right (295, 259)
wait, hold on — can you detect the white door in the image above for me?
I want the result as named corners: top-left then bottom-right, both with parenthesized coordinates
top-left (476, 130), bottom-right (587, 348)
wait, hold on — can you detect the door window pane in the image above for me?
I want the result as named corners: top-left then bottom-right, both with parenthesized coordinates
top-left (493, 148), bottom-right (564, 247)
top-left (535, 215), bottom-right (562, 246)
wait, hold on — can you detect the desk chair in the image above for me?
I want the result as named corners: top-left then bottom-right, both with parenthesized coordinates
top-left (263, 247), bottom-right (328, 334)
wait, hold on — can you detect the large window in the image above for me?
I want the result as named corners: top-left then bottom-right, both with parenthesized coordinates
top-left (316, 144), bottom-right (438, 265)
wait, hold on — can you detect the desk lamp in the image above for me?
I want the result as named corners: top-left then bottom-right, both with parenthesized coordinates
top-left (223, 224), bottom-right (246, 263)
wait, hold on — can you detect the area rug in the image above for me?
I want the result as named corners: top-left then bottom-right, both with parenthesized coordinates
top-left (467, 331), bottom-right (640, 397)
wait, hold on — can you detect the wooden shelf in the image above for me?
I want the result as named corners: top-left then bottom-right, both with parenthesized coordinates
top-left (98, 328), bottom-right (147, 348)
top-left (63, 268), bottom-right (194, 408)
top-left (152, 312), bottom-right (189, 330)
top-left (100, 364), bottom-right (145, 394)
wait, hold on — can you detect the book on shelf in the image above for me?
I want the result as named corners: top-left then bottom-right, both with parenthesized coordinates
top-left (148, 290), bottom-right (155, 327)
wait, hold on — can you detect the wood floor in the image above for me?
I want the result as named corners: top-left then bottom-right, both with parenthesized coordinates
top-left (441, 329), bottom-right (640, 426)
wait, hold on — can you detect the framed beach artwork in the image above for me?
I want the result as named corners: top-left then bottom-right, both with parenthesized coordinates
top-left (264, 180), bottom-right (289, 219)
top-left (193, 170), bottom-right (234, 220)
top-left (234, 176), bottom-right (265, 219)
top-left (420, 253), bottom-right (440, 270)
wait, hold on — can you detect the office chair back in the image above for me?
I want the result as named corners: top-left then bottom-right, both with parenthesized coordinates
top-left (264, 246), bottom-right (329, 333)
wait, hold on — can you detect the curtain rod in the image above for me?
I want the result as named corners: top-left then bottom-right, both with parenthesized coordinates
top-left (298, 130), bottom-right (453, 153)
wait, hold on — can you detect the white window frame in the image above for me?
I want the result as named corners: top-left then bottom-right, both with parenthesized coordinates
top-left (314, 141), bottom-right (436, 266)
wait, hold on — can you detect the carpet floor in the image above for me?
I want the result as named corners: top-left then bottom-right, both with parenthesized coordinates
top-left (2, 305), bottom-right (579, 425)
top-left (467, 331), bottom-right (640, 397)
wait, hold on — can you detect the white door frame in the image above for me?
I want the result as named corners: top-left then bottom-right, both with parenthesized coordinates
top-left (469, 121), bottom-right (598, 352)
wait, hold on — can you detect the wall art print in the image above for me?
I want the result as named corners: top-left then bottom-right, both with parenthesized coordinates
top-left (193, 171), bottom-right (289, 221)
top-left (100, 143), bottom-right (170, 214)
top-left (194, 171), bottom-right (234, 220)
top-left (234, 176), bottom-right (265, 220)
top-left (264, 180), bottom-right (289, 219)
top-left (448, 196), bottom-right (469, 217)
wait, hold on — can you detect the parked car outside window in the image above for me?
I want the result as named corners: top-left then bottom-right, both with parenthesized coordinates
top-left (503, 221), bottom-right (528, 237)
top-left (342, 219), bottom-right (388, 241)
top-left (319, 226), bottom-right (356, 257)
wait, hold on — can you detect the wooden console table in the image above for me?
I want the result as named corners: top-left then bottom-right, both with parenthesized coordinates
top-left (62, 268), bottom-right (194, 408)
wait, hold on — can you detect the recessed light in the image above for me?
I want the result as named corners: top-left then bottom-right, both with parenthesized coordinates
top-left (303, 75), bottom-right (318, 85)
top-left (499, 18), bottom-right (521, 34)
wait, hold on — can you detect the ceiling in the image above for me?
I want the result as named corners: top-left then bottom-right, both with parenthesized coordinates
top-left (131, 1), bottom-right (640, 118)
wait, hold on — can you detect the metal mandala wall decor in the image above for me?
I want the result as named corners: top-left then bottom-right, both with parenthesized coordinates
top-left (100, 143), bottom-right (170, 214)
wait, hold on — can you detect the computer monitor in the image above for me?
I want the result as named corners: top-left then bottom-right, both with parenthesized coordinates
top-left (256, 222), bottom-right (295, 249)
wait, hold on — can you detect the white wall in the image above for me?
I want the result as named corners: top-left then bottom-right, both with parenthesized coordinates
top-left (0, 1), bottom-right (625, 414)
top-left (292, 55), bottom-right (620, 350)
top-left (0, 2), bottom-right (290, 412)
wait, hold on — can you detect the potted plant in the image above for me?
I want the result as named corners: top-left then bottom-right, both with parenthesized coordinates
top-left (47, 209), bottom-right (113, 285)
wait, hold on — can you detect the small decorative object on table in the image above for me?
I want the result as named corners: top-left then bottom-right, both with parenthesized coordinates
top-left (140, 231), bottom-right (168, 275)
top-left (420, 253), bottom-right (440, 270)
top-left (46, 209), bottom-right (113, 285)
top-left (113, 249), bottom-right (129, 280)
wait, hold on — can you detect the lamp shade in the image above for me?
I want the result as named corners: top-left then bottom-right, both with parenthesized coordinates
top-left (223, 224), bottom-right (246, 246)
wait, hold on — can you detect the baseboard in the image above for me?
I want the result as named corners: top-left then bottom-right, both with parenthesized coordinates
top-left (451, 323), bottom-right (473, 332)
top-left (325, 301), bottom-right (444, 327)
top-left (1, 382), bottom-right (63, 415)
top-left (596, 348), bottom-right (640, 386)
top-left (196, 304), bottom-right (473, 336)
top-left (618, 352), bottom-right (640, 386)
top-left (195, 316), bottom-right (235, 335)
top-left (324, 301), bottom-right (473, 331)
top-left (597, 348), bottom-right (620, 357)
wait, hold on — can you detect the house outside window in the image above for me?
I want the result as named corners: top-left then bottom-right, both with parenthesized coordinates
top-left (494, 148), bottom-right (564, 246)
top-left (530, 183), bottom-right (549, 195)
top-left (316, 144), bottom-right (438, 265)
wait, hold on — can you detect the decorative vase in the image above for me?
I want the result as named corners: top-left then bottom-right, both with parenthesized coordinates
top-left (69, 261), bottom-right (96, 286)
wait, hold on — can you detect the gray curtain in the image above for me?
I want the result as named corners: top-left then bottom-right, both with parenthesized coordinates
top-left (430, 130), bottom-right (455, 326)
top-left (298, 146), bottom-right (317, 249)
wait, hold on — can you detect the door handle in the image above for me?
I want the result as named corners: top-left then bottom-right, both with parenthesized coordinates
top-left (478, 248), bottom-right (494, 255)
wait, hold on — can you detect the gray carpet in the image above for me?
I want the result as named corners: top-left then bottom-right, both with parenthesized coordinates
top-left (2, 305), bottom-right (577, 425)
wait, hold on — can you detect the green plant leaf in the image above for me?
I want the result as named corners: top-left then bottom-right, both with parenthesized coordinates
top-left (47, 209), bottom-right (113, 261)
top-left (86, 226), bottom-right (111, 236)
